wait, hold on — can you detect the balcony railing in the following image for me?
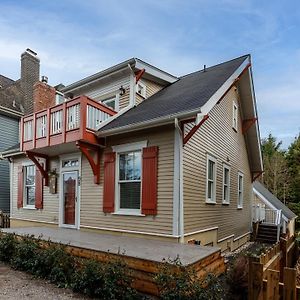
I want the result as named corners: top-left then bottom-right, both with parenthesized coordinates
top-left (21, 96), bottom-right (116, 152)
top-left (252, 205), bottom-right (282, 225)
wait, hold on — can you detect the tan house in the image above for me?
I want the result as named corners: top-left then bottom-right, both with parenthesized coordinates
top-left (2, 54), bottom-right (263, 251)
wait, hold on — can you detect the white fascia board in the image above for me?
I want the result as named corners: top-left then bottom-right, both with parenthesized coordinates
top-left (200, 57), bottom-right (250, 115)
top-left (253, 188), bottom-right (280, 212)
top-left (0, 106), bottom-right (23, 118)
top-left (248, 67), bottom-right (263, 171)
top-left (135, 59), bottom-right (178, 83)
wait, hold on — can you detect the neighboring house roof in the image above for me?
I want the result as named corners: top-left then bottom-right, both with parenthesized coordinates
top-left (0, 78), bottom-right (24, 115)
top-left (0, 75), bottom-right (15, 88)
top-left (98, 55), bottom-right (249, 133)
top-left (253, 181), bottom-right (297, 220)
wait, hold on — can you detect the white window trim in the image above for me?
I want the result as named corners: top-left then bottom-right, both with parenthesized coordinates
top-left (222, 164), bottom-right (231, 204)
top-left (102, 94), bottom-right (119, 111)
top-left (23, 163), bottom-right (36, 209)
top-left (136, 81), bottom-right (146, 98)
top-left (113, 141), bottom-right (147, 215)
top-left (206, 154), bottom-right (217, 204)
top-left (232, 101), bottom-right (238, 131)
top-left (237, 171), bottom-right (244, 209)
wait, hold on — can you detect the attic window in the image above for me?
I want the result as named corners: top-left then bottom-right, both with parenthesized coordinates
top-left (136, 82), bottom-right (146, 98)
top-left (55, 92), bottom-right (65, 105)
top-left (232, 101), bottom-right (238, 131)
top-left (102, 96), bottom-right (117, 110)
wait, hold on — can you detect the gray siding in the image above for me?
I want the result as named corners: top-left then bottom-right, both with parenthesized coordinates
top-left (0, 113), bottom-right (19, 213)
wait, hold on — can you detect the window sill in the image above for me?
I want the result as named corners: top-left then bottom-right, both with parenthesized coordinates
top-left (237, 206), bottom-right (243, 210)
top-left (112, 211), bottom-right (146, 217)
top-left (205, 200), bottom-right (216, 205)
top-left (22, 206), bottom-right (36, 210)
top-left (222, 202), bottom-right (230, 205)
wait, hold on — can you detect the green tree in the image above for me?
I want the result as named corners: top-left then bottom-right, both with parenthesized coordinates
top-left (286, 134), bottom-right (300, 203)
top-left (261, 134), bottom-right (290, 202)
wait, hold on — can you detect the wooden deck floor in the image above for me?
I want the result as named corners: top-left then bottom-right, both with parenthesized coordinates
top-left (2, 227), bottom-right (225, 295)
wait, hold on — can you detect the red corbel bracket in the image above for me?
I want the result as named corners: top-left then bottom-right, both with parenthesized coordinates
top-left (135, 68), bottom-right (145, 83)
top-left (183, 115), bottom-right (209, 145)
top-left (26, 151), bottom-right (49, 186)
top-left (242, 118), bottom-right (257, 134)
top-left (76, 140), bottom-right (101, 184)
top-left (252, 171), bottom-right (264, 182)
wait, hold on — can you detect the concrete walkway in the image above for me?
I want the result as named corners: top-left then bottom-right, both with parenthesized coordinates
top-left (2, 227), bottom-right (220, 266)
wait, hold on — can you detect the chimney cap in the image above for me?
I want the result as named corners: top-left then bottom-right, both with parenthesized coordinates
top-left (41, 75), bottom-right (48, 83)
top-left (26, 48), bottom-right (37, 56)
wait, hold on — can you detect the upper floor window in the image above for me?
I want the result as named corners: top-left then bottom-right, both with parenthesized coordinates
top-left (136, 81), bottom-right (146, 98)
top-left (102, 96), bottom-right (117, 111)
top-left (24, 165), bottom-right (36, 207)
top-left (206, 155), bottom-right (217, 204)
top-left (233, 102), bottom-right (238, 131)
top-left (237, 172), bottom-right (244, 208)
top-left (55, 92), bottom-right (65, 105)
top-left (222, 164), bottom-right (230, 204)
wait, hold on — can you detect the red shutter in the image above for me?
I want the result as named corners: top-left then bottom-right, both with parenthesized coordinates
top-left (35, 168), bottom-right (44, 209)
top-left (103, 152), bottom-right (116, 213)
top-left (142, 146), bottom-right (158, 215)
top-left (17, 166), bottom-right (24, 209)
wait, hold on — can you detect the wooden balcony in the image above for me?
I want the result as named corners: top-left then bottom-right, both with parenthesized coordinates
top-left (21, 95), bottom-right (116, 152)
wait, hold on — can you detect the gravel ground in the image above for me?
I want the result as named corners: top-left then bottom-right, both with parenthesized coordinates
top-left (0, 263), bottom-right (87, 300)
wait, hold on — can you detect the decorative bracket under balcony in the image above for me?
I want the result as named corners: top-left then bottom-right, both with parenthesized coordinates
top-left (26, 151), bottom-right (49, 186)
top-left (76, 140), bottom-right (101, 184)
top-left (182, 114), bottom-right (209, 145)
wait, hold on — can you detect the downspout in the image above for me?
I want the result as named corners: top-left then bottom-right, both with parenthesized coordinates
top-left (174, 118), bottom-right (184, 243)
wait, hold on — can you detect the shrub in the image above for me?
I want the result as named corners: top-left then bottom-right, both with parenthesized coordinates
top-left (154, 257), bottom-right (225, 300)
top-left (0, 233), bottom-right (17, 262)
top-left (72, 258), bottom-right (138, 300)
top-left (11, 235), bottom-right (39, 272)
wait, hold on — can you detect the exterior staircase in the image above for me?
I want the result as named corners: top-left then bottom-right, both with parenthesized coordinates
top-left (256, 224), bottom-right (279, 244)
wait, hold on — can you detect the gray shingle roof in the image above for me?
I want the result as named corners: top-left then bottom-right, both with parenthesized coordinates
top-left (253, 181), bottom-right (297, 220)
top-left (98, 55), bottom-right (249, 133)
top-left (0, 75), bottom-right (14, 88)
top-left (0, 79), bottom-right (24, 113)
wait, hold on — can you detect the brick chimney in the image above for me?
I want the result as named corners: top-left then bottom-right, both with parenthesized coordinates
top-left (20, 49), bottom-right (40, 115)
top-left (33, 80), bottom-right (56, 112)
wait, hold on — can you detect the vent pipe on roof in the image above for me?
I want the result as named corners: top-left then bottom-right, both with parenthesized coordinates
top-left (203, 65), bottom-right (206, 72)
top-left (41, 76), bottom-right (48, 83)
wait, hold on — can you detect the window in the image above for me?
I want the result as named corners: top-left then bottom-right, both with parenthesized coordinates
top-left (237, 172), bottom-right (244, 208)
top-left (118, 151), bottom-right (142, 211)
top-left (222, 165), bottom-right (230, 204)
top-left (233, 102), bottom-right (238, 131)
top-left (102, 96), bottom-right (117, 110)
top-left (55, 92), bottom-right (65, 105)
top-left (206, 155), bottom-right (217, 203)
top-left (136, 82), bottom-right (146, 98)
top-left (24, 165), bottom-right (36, 206)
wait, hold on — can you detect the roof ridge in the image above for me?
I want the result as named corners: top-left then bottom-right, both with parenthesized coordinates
top-left (180, 54), bottom-right (250, 79)
top-left (0, 74), bottom-right (15, 82)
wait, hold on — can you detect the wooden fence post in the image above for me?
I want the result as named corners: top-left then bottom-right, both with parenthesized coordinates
top-left (266, 269), bottom-right (280, 300)
top-left (280, 238), bottom-right (287, 281)
top-left (248, 258), bottom-right (264, 300)
top-left (283, 267), bottom-right (296, 300)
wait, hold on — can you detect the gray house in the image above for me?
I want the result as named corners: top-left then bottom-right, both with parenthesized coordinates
top-left (0, 49), bottom-right (40, 213)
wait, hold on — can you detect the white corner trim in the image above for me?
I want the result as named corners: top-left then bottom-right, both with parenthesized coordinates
top-left (112, 140), bottom-right (147, 153)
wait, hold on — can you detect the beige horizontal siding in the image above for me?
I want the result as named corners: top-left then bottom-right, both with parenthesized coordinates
top-left (11, 157), bottom-right (60, 224)
top-left (135, 79), bottom-right (164, 106)
top-left (80, 126), bottom-right (174, 235)
top-left (183, 87), bottom-right (252, 241)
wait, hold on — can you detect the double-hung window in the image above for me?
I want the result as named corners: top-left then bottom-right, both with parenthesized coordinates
top-left (206, 155), bottom-right (217, 203)
top-left (24, 165), bottom-right (36, 207)
top-left (233, 101), bottom-right (238, 131)
top-left (222, 164), bottom-right (230, 204)
top-left (237, 172), bottom-right (244, 208)
top-left (118, 151), bottom-right (142, 211)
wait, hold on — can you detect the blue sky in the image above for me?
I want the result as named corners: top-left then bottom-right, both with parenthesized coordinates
top-left (0, 0), bottom-right (299, 147)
